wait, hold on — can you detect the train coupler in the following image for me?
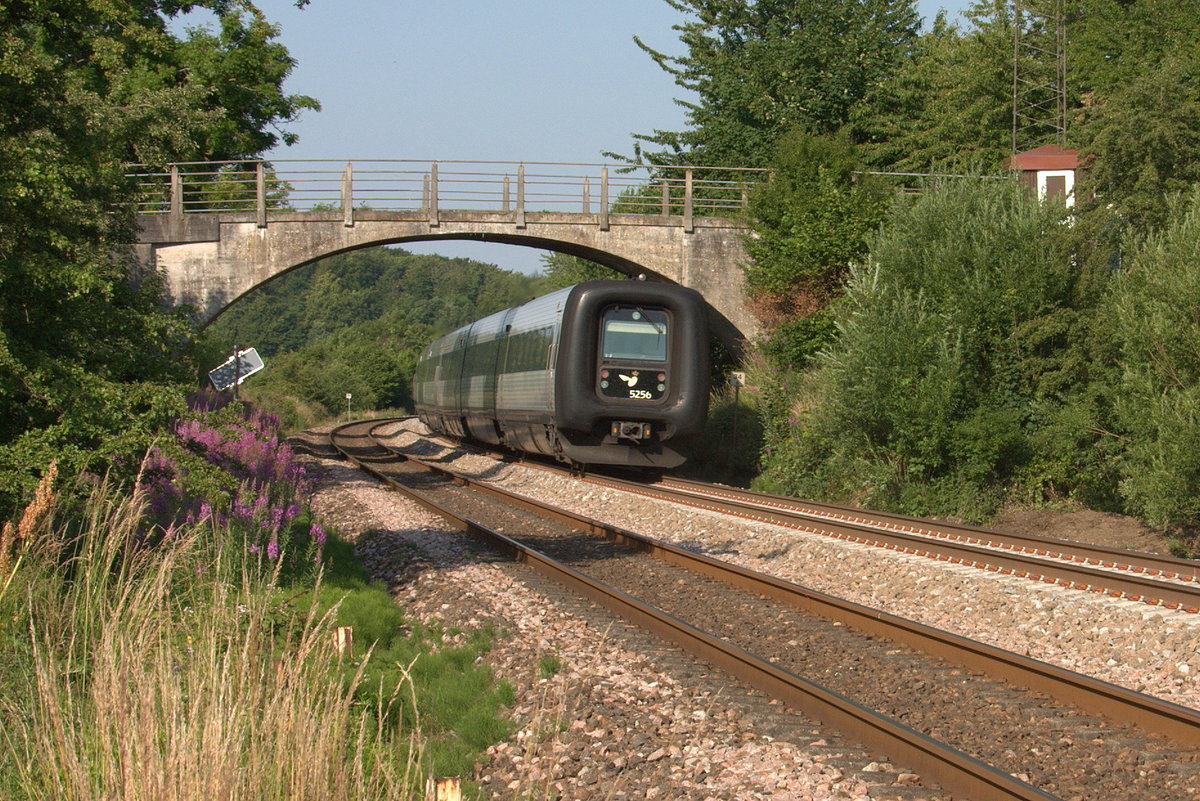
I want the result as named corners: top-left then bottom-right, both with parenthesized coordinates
top-left (611, 421), bottom-right (651, 441)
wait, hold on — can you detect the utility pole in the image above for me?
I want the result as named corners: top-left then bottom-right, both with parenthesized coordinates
top-left (1011, 0), bottom-right (1068, 154)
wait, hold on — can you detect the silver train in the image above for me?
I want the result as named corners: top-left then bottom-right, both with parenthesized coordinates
top-left (413, 280), bottom-right (709, 468)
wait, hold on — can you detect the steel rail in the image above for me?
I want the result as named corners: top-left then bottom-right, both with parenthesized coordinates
top-left (329, 420), bottom-right (1062, 801)
top-left (363, 423), bottom-right (1200, 753)
top-left (663, 476), bottom-right (1199, 580)
top-left (555, 470), bottom-right (1200, 611)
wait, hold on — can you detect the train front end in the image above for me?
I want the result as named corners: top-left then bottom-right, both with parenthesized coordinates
top-left (554, 281), bottom-right (709, 468)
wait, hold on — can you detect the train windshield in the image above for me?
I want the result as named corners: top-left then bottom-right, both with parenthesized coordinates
top-left (602, 306), bottom-right (668, 361)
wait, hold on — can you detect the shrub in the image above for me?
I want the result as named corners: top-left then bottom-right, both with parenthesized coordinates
top-left (1106, 187), bottom-right (1200, 532)
top-left (758, 175), bottom-right (1079, 520)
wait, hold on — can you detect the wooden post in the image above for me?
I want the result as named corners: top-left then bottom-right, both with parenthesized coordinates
top-left (582, 177), bottom-right (590, 213)
top-left (502, 175), bottom-right (510, 212)
top-left (425, 777), bottom-right (461, 801)
top-left (169, 164), bottom-right (183, 221)
top-left (661, 179), bottom-right (670, 215)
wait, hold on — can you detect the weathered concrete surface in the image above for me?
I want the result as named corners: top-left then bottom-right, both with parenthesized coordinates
top-left (140, 209), bottom-right (758, 344)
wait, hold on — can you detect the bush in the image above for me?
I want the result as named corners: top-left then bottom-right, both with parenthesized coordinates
top-left (1106, 187), bottom-right (1200, 531)
top-left (758, 175), bottom-right (1080, 520)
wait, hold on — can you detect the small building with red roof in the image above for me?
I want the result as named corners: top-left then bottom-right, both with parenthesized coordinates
top-left (1005, 144), bottom-right (1084, 206)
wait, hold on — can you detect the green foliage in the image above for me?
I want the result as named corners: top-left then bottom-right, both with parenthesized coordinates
top-left (855, 4), bottom-right (1014, 172)
top-left (535, 252), bottom-right (621, 291)
top-left (207, 247), bottom-right (540, 427)
top-left (1069, 0), bottom-right (1200, 95)
top-left (759, 309), bottom-right (839, 371)
top-left (758, 176), bottom-right (1079, 520)
top-left (1106, 188), bottom-right (1200, 531)
top-left (629, 0), bottom-right (920, 166)
top-left (0, 0), bottom-right (316, 519)
top-left (1, 462), bottom-right (512, 799)
top-left (537, 654), bottom-right (563, 679)
top-left (289, 532), bottom-right (514, 784)
top-left (680, 385), bottom-right (765, 486)
top-left (745, 130), bottom-right (891, 368)
top-left (1074, 54), bottom-right (1200, 230)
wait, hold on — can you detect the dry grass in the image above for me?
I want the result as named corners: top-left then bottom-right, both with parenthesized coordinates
top-left (1, 475), bottom-right (429, 801)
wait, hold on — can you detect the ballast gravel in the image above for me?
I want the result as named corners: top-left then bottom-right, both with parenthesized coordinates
top-left (296, 421), bottom-right (1200, 800)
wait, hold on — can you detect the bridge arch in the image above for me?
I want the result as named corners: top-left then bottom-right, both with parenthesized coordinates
top-left (133, 160), bottom-right (764, 345)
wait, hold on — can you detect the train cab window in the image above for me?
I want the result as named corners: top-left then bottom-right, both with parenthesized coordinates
top-left (601, 307), bottom-right (668, 362)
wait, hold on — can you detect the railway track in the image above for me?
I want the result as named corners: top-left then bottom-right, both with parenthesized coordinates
top-left (332, 418), bottom-right (1200, 801)
top-left (490, 452), bottom-right (1200, 613)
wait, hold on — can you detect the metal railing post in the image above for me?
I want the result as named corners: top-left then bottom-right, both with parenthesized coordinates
top-left (341, 162), bottom-right (354, 227)
top-left (684, 169), bottom-right (694, 232)
top-left (428, 161), bottom-right (439, 227)
top-left (256, 162), bottom-right (266, 228)
top-left (600, 167), bottom-right (610, 231)
top-left (515, 164), bottom-right (526, 228)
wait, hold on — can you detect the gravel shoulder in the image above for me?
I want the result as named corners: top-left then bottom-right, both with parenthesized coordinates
top-left (293, 422), bottom-right (1200, 799)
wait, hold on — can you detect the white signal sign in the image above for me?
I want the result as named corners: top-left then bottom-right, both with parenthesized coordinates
top-left (208, 348), bottom-right (265, 391)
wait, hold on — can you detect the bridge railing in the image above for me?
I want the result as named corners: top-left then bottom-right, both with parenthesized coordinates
top-left (125, 159), bottom-right (768, 230)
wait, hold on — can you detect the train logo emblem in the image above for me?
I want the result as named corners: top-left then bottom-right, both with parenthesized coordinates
top-left (619, 371), bottom-right (640, 387)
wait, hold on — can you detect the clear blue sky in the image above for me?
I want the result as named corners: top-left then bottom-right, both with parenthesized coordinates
top-left (192, 0), bottom-right (972, 274)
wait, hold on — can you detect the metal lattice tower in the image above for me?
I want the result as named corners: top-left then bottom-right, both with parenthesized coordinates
top-left (1012, 0), bottom-right (1068, 153)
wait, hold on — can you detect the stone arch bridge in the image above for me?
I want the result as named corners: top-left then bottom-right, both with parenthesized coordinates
top-left (133, 159), bottom-right (766, 343)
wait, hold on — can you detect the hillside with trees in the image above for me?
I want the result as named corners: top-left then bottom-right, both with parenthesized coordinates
top-left (204, 248), bottom-right (543, 429)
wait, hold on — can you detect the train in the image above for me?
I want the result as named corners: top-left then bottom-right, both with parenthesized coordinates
top-left (413, 279), bottom-right (709, 468)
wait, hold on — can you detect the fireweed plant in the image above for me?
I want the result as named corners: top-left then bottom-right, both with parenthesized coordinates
top-left (1, 393), bottom-right (515, 799)
top-left (138, 390), bottom-right (326, 580)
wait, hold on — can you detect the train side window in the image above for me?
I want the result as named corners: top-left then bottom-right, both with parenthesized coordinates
top-left (601, 307), bottom-right (668, 362)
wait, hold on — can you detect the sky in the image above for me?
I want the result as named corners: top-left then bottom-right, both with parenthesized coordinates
top-left (189, 0), bottom-right (973, 274)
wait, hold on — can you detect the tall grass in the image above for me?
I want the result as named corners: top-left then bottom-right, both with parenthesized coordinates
top-left (0, 473), bottom-right (424, 801)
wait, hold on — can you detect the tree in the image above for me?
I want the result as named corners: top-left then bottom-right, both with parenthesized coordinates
top-left (629, 0), bottom-right (920, 167)
top-left (0, 0), bottom-right (317, 516)
top-left (744, 129), bottom-right (891, 367)
top-left (1074, 56), bottom-right (1200, 230)
top-left (536, 253), bottom-right (621, 291)
top-left (854, 2), bottom-right (1015, 173)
